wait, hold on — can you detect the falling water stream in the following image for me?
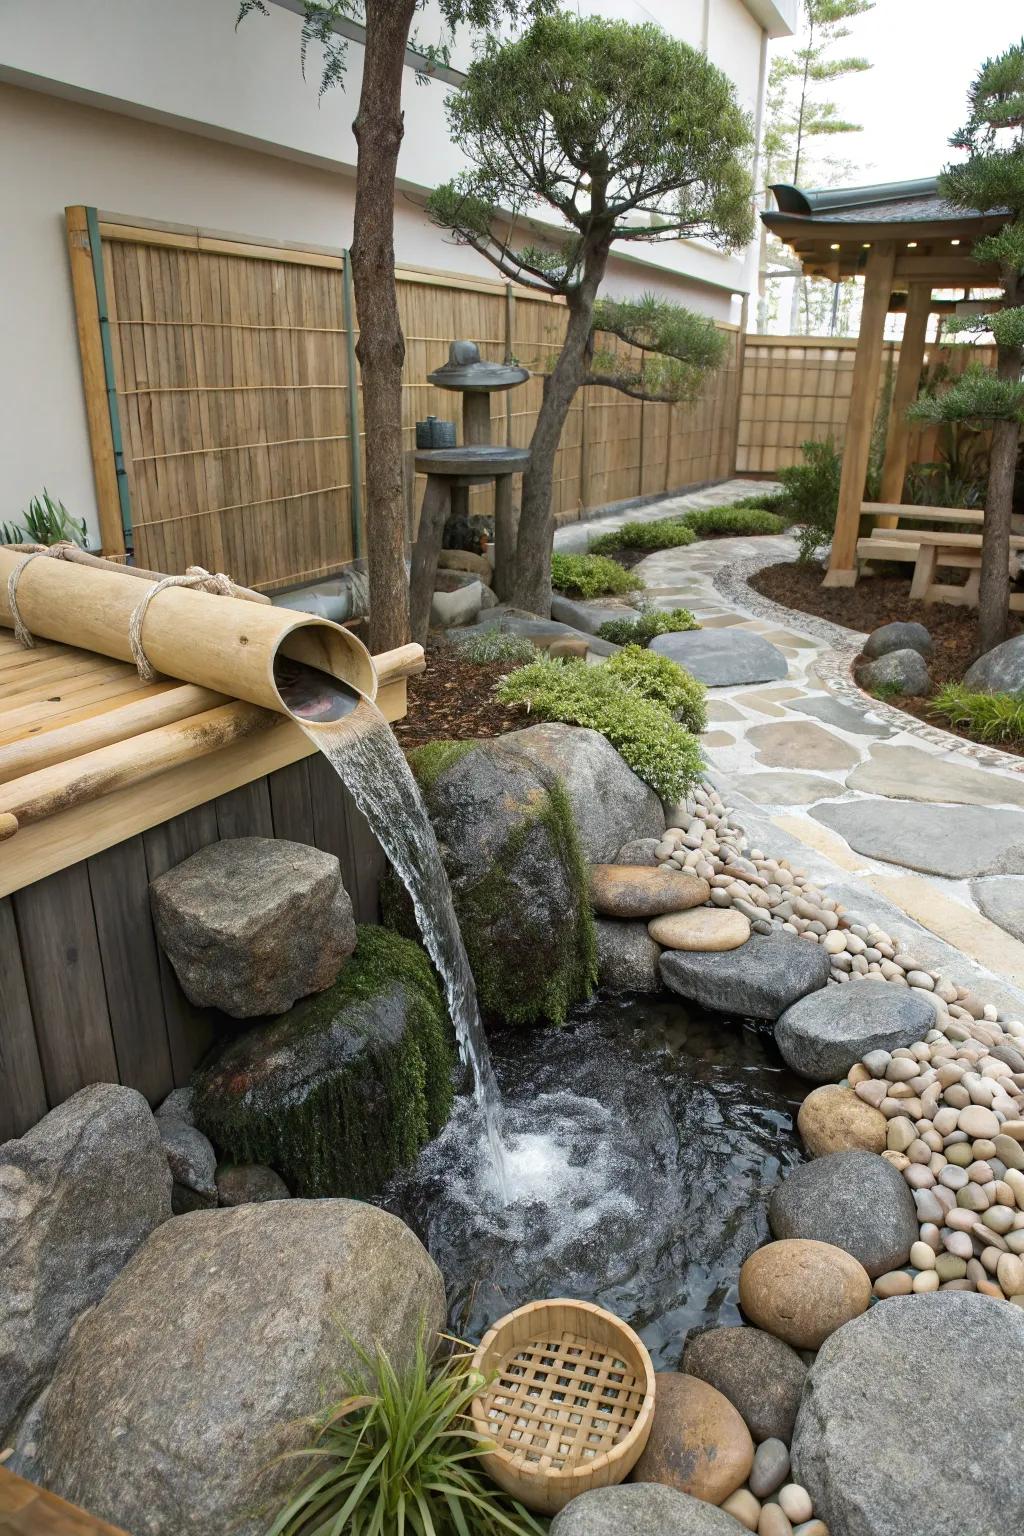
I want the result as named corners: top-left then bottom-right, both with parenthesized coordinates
top-left (274, 658), bottom-right (509, 1194)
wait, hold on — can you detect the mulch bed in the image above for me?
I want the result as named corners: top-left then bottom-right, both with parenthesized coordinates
top-left (748, 560), bottom-right (1024, 756)
top-left (392, 640), bottom-right (527, 748)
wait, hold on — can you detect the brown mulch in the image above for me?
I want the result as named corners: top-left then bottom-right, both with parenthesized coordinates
top-left (392, 640), bottom-right (527, 748)
top-left (748, 560), bottom-right (1024, 756)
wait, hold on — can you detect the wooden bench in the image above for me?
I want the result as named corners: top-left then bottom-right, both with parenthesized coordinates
top-left (860, 501), bottom-right (984, 527)
top-left (856, 526), bottom-right (1024, 609)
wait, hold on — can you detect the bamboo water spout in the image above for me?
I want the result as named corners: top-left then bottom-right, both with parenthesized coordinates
top-left (0, 547), bottom-right (377, 714)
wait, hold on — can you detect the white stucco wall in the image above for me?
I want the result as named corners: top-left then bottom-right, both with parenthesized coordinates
top-left (0, 0), bottom-right (787, 544)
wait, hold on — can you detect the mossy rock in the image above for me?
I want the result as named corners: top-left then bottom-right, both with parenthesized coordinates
top-left (192, 927), bottom-right (454, 1198)
top-left (385, 737), bottom-right (597, 1026)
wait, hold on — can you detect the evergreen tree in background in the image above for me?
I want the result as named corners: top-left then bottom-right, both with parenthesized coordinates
top-left (758, 0), bottom-right (874, 334)
top-left (908, 41), bottom-right (1024, 655)
top-left (237, 0), bottom-right (553, 653)
top-left (427, 14), bottom-right (753, 617)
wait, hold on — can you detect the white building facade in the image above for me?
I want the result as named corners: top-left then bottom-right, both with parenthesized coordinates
top-left (0, 0), bottom-right (795, 547)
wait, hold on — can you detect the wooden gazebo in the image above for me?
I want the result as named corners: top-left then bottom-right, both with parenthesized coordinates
top-left (762, 178), bottom-right (1009, 586)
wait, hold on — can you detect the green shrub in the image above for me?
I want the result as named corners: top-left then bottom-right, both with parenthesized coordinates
top-left (684, 504), bottom-right (788, 537)
top-left (930, 683), bottom-right (1024, 744)
top-left (267, 1330), bottom-right (544, 1536)
top-left (588, 517), bottom-right (696, 554)
top-left (605, 644), bottom-right (708, 732)
top-left (496, 656), bottom-right (705, 801)
top-left (774, 438), bottom-right (843, 563)
top-left (0, 489), bottom-right (87, 548)
top-left (550, 551), bottom-right (644, 597)
top-left (597, 606), bottom-right (700, 645)
top-left (452, 629), bottom-right (537, 665)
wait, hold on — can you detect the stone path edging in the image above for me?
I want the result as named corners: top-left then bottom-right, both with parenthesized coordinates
top-left (715, 553), bottom-right (1024, 776)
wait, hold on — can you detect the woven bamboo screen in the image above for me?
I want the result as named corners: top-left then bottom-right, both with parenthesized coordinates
top-left (72, 210), bottom-right (743, 587)
top-left (100, 231), bottom-right (358, 592)
top-left (736, 335), bottom-right (997, 477)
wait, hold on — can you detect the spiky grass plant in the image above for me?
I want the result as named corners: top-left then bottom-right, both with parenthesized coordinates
top-left (930, 683), bottom-right (1024, 745)
top-left (452, 630), bottom-right (538, 665)
top-left (267, 1332), bottom-right (544, 1536)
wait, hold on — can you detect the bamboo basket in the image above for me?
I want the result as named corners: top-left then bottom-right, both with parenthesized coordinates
top-left (470, 1299), bottom-right (656, 1515)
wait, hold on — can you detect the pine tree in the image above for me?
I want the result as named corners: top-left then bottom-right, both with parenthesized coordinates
top-left (758, 0), bottom-right (874, 334)
top-left (427, 15), bottom-right (752, 616)
top-left (908, 42), bottom-right (1024, 655)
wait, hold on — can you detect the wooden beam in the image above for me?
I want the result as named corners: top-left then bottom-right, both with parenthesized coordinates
top-left (65, 207), bottom-right (125, 558)
top-left (877, 283), bottom-right (934, 521)
top-left (825, 242), bottom-right (897, 586)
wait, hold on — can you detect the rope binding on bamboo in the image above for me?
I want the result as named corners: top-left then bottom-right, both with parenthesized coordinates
top-left (6, 542), bottom-right (242, 682)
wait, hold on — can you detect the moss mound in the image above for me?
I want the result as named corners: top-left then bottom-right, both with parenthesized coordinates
top-left (192, 926), bottom-right (454, 1198)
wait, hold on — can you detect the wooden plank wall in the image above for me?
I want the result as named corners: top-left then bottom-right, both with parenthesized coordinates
top-left (0, 757), bottom-right (383, 1141)
top-left (75, 214), bottom-right (743, 585)
top-left (736, 335), bottom-right (997, 476)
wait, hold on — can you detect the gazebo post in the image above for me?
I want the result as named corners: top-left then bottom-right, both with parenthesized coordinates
top-left (876, 282), bottom-right (934, 525)
top-left (824, 241), bottom-right (897, 586)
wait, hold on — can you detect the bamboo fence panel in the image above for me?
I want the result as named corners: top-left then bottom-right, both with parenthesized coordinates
top-left (102, 234), bottom-right (358, 591)
top-left (75, 213), bottom-right (743, 589)
top-left (736, 336), bottom-right (997, 477)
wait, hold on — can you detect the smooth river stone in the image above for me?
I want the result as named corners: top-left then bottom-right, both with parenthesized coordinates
top-left (847, 743), bottom-right (1024, 808)
top-left (681, 1326), bottom-right (807, 1444)
top-left (650, 629), bottom-right (788, 686)
top-left (810, 800), bottom-right (1024, 879)
top-left (660, 932), bottom-right (829, 1020)
top-left (747, 721), bottom-right (860, 773)
top-left (649, 908), bottom-right (751, 952)
top-left (589, 865), bottom-right (710, 919)
top-left (970, 877), bottom-right (1024, 944)
top-left (775, 984), bottom-right (935, 1084)
top-left (797, 1085), bottom-right (887, 1158)
top-left (738, 1239), bottom-right (871, 1351)
top-left (551, 1485), bottom-right (752, 1536)
top-left (631, 1373), bottom-right (754, 1506)
top-left (768, 1150), bottom-right (918, 1279)
top-left (791, 1292), bottom-right (1024, 1536)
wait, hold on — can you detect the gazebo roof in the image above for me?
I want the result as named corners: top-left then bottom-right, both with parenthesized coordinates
top-left (762, 176), bottom-right (1007, 285)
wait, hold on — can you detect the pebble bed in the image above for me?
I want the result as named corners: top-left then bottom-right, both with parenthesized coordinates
top-left (660, 780), bottom-right (1024, 1312)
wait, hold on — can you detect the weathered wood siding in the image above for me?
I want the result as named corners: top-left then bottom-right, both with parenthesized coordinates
top-left (0, 756), bottom-right (383, 1141)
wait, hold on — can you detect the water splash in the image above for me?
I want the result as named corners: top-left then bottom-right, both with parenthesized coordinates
top-left (275, 659), bottom-right (508, 1194)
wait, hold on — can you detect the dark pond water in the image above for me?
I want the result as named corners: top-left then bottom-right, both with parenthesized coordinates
top-left (385, 993), bottom-right (808, 1370)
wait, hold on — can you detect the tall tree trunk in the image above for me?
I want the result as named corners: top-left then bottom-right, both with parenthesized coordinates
top-left (512, 242), bottom-right (611, 615)
top-left (978, 271), bottom-right (1024, 656)
top-left (351, 0), bottom-right (417, 654)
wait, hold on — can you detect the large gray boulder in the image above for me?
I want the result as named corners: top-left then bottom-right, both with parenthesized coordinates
top-left (595, 918), bottom-right (662, 993)
top-left (681, 1326), bottom-right (807, 1444)
top-left (964, 631), bottom-right (1024, 693)
top-left (858, 648), bottom-right (931, 697)
top-left (402, 736), bottom-right (596, 1023)
top-left (768, 1149), bottom-right (918, 1278)
top-left (660, 932), bottom-right (829, 1019)
top-left (0, 1085), bottom-right (171, 1445)
top-left (551, 1484), bottom-right (746, 1535)
top-left (792, 1292), bottom-right (1024, 1536)
top-left (774, 983), bottom-right (936, 1082)
top-left (150, 837), bottom-right (356, 1018)
top-left (862, 621), bottom-right (932, 659)
top-left (193, 927), bottom-right (453, 1198)
top-left (27, 1201), bottom-right (445, 1536)
top-left (650, 629), bottom-right (787, 686)
top-left (507, 722), bottom-right (664, 861)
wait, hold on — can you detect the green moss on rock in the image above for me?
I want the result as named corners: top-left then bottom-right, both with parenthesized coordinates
top-left (192, 927), bottom-right (454, 1198)
top-left (387, 739), bottom-right (597, 1026)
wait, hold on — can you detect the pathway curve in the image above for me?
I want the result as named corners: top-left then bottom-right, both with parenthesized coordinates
top-left (554, 479), bottom-right (1024, 1002)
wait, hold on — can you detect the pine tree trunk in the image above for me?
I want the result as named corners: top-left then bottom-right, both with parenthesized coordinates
top-left (351, 0), bottom-right (417, 654)
top-left (512, 244), bottom-right (611, 615)
top-left (978, 271), bottom-right (1024, 656)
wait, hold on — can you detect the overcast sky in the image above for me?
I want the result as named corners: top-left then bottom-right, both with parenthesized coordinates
top-left (775, 1), bottom-right (1024, 188)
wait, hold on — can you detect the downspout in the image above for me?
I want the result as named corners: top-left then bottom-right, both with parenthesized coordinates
top-left (752, 29), bottom-right (770, 334)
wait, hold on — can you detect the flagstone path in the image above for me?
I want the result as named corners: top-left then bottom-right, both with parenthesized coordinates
top-left (554, 479), bottom-right (1024, 1000)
